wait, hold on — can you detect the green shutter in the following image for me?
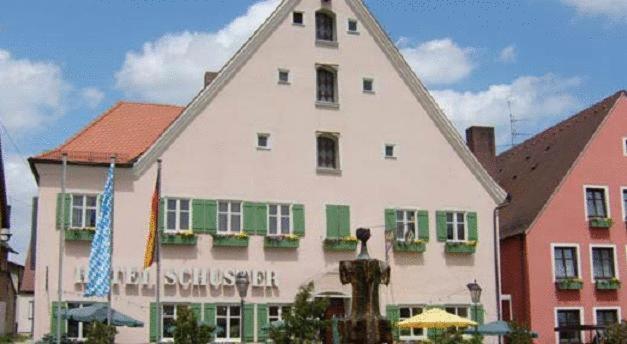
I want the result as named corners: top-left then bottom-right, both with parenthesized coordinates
top-left (326, 205), bottom-right (339, 238)
top-left (191, 303), bottom-right (202, 323)
top-left (426, 305), bottom-right (445, 340)
top-left (292, 204), bottom-right (305, 237)
top-left (471, 304), bottom-right (484, 325)
top-left (338, 205), bottom-right (351, 237)
top-left (192, 199), bottom-right (207, 233)
top-left (385, 305), bottom-right (400, 340)
top-left (244, 303), bottom-right (255, 342)
top-left (149, 302), bottom-right (157, 342)
top-left (436, 211), bottom-right (448, 242)
top-left (243, 202), bottom-right (256, 235)
top-left (158, 199), bottom-right (165, 231)
top-left (257, 304), bottom-right (268, 342)
top-left (50, 302), bottom-right (67, 338)
top-left (204, 303), bottom-right (216, 326)
top-left (206, 201), bottom-right (217, 234)
top-left (385, 209), bottom-right (396, 232)
top-left (55, 193), bottom-right (71, 230)
top-left (467, 212), bottom-right (478, 241)
top-left (417, 210), bottom-right (429, 241)
top-left (256, 203), bottom-right (268, 235)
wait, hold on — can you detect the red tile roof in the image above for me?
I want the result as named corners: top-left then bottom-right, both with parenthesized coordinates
top-left (496, 90), bottom-right (626, 238)
top-left (31, 102), bottom-right (184, 165)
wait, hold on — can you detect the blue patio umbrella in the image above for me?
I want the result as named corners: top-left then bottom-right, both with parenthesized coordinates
top-left (464, 320), bottom-right (538, 338)
top-left (63, 303), bottom-right (143, 327)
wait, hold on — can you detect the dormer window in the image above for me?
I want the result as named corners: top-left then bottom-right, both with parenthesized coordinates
top-left (316, 66), bottom-right (337, 105)
top-left (316, 10), bottom-right (336, 42)
top-left (292, 11), bottom-right (304, 25)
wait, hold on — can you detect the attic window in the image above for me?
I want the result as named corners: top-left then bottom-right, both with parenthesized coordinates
top-left (293, 11), bottom-right (304, 25)
top-left (348, 19), bottom-right (358, 33)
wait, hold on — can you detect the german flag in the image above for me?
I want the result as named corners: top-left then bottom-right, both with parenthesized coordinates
top-left (143, 165), bottom-right (161, 269)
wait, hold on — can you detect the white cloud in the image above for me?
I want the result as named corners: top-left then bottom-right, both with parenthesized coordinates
top-left (400, 38), bottom-right (475, 85)
top-left (0, 50), bottom-right (70, 133)
top-left (431, 74), bottom-right (582, 145)
top-left (80, 87), bottom-right (105, 109)
top-left (115, 0), bottom-right (280, 104)
top-left (561, 0), bottom-right (627, 21)
top-left (498, 45), bottom-right (517, 63)
top-left (5, 153), bottom-right (37, 264)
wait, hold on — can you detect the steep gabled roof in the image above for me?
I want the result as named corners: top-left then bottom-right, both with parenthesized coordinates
top-left (496, 90), bottom-right (626, 238)
top-left (30, 102), bottom-right (184, 169)
top-left (133, 0), bottom-right (507, 204)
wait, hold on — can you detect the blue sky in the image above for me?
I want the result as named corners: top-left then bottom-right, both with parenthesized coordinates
top-left (1, 0), bottom-right (626, 262)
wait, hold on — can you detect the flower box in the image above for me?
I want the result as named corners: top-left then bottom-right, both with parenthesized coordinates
top-left (324, 238), bottom-right (358, 252)
top-left (212, 234), bottom-right (249, 247)
top-left (264, 236), bottom-right (300, 249)
top-left (161, 232), bottom-right (197, 246)
top-left (595, 279), bottom-right (621, 290)
top-left (65, 229), bottom-right (95, 242)
top-left (556, 279), bottom-right (583, 290)
top-left (445, 241), bottom-right (476, 254)
top-left (589, 217), bottom-right (613, 229)
top-left (393, 240), bottom-right (426, 253)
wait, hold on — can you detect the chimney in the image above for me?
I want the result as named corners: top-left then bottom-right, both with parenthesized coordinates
top-left (204, 71), bottom-right (218, 88)
top-left (466, 126), bottom-right (496, 177)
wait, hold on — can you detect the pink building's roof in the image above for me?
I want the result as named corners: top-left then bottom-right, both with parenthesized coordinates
top-left (496, 90), bottom-right (626, 238)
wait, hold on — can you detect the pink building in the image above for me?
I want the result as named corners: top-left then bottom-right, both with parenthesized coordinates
top-left (470, 90), bottom-right (627, 343)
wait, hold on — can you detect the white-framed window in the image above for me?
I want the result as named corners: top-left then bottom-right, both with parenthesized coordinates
top-left (556, 308), bottom-right (583, 344)
top-left (268, 305), bottom-right (291, 324)
top-left (162, 304), bottom-right (181, 341)
top-left (315, 10), bottom-right (336, 42)
top-left (348, 19), bottom-right (358, 33)
top-left (395, 210), bottom-right (416, 242)
top-left (257, 133), bottom-right (271, 150)
top-left (622, 137), bottom-right (627, 156)
top-left (399, 306), bottom-right (424, 339)
top-left (316, 66), bottom-right (338, 104)
top-left (585, 186), bottom-right (609, 218)
top-left (278, 69), bottom-right (290, 84)
top-left (216, 305), bottom-right (241, 341)
top-left (218, 201), bottom-right (242, 233)
top-left (591, 245), bottom-right (618, 281)
top-left (552, 245), bottom-right (580, 280)
top-left (28, 300), bottom-right (34, 320)
top-left (165, 198), bottom-right (191, 233)
top-left (621, 187), bottom-right (627, 221)
top-left (445, 306), bottom-right (470, 332)
top-left (317, 133), bottom-right (340, 171)
top-left (384, 144), bottom-right (395, 159)
top-left (446, 212), bottom-right (467, 241)
top-left (363, 78), bottom-right (374, 93)
top-left (292, 11), bottom-right (304, 25)
top-left (268, 204), bottom-right (291, 236)
top-left (71, 194), bottom-right (98, 228)
top-left (67, 302), bottom-right (94, 340)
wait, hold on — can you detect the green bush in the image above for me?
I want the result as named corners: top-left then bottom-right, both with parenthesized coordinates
top-left (507, 322), bottom-right (534, 344)
top-left (35, 333), bottom-right (76, 344)
top-left (602, 321), bottom-right (627, 344)
top-left (172, 306), bottom-right (214, 344)
top-left (85, 322), bottom-right (117, 344)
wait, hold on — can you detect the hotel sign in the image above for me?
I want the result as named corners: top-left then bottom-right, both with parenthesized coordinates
top-left (74, 267), bottom-right (279, 289)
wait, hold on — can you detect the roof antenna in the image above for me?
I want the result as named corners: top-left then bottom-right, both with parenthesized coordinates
top-left (508, 99), bottom-right (529, 148)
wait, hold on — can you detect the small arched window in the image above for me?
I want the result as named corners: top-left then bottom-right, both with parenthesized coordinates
top-left (317, 67), bottom-right (336, 103)
top-left (317, 135), bottom-right (338, 169)
top-left (316, 11), bottom-right (335, 42)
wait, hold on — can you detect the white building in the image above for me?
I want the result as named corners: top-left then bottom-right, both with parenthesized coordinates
top-left (29, 0), bottom-right (506, 343)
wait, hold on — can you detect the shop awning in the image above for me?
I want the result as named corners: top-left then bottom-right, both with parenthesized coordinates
top-left (63, 303), bottom-right (143, 327)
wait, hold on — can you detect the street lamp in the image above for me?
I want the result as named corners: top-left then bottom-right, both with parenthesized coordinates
top-left (235, 271), bottom-right (250, 342)
top-left (467, 280), bottom-right (482, 334)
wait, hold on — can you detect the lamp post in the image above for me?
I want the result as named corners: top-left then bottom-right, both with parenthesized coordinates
top-left (467, 280), bottom-right (482, 334)
top-left (235, 271), bottom-right (250, 342)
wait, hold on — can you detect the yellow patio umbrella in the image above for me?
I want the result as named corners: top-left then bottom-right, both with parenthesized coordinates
top-left (397, 308), bottom-right (477, 329)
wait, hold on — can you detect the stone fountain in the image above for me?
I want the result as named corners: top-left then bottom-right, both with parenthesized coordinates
top-left (338, 228), bottom-right (393, 343)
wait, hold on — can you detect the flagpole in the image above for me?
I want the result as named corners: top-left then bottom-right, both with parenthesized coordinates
top-left (156, 159), bottom-right (162, 344)
top-left (56, 153), bottom-right (67, 344)
top-left (107, 156), bottom-right (116, 326)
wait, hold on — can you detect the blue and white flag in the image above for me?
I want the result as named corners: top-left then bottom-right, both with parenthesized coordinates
top-left (84, 162), bottom-right (115, 297)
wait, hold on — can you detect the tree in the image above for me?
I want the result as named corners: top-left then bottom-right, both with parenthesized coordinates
top-left (86, 322), bottom-right (117, 344)
top-left (507, 322), bottom-right (534, 344)
top-left (602, 321), bottom-right (627, 344)
top-left (268, 282), bottom-right (329, 344)
top-left (173, 306), bottom-right (214, 344)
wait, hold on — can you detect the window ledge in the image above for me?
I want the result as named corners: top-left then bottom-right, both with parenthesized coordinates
top-left (292, 23), bottom-right (305, 27)
top-left (317, 167), bottom-right (342, 176)
top-left (363, 90), bottom-right (375, 95)
top-left (315, 101), bottom-right (340, 110)
top-left (385, 156), bottom-right (397, 160)
top-left (278, 80), bottom-right (291, 86)
top-left (315, 40), bottom-right (339, 48)
top-left (256, 146), bottom-right (271, 151)
top-left (347, 31), bottom-right (360, 35)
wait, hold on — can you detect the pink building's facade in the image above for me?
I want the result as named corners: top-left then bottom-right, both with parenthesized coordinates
top-left (476, 91), bottom-right (627, 343)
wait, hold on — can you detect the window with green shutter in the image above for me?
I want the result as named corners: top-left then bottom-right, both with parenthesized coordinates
top-left (292, 204), bottom-right (305, 237)
top-left (326, 205), bottom-right (350, 238)
top-left (192, 199), bottom-right (217, 234)
top-left (244, 304), bottom-right (255, 342)
top-left (243, 202), bottom-right (268, 235)
top-left (203, 303), bottom-right (216, 326)
top-left (55, 193), bottom-right (71, 230)
top-left (50, 302), bottom-right (67, 338)
top-left (257, 304), bottom-right (269, 341)
top-left (436, 211), bottom-right (478, 242)
top-left (149, 303), bottom-right (158, 343)
top-left (385, 305), bottom-right (400, 340)
top-left (417, 210), bottom-right (429, 241)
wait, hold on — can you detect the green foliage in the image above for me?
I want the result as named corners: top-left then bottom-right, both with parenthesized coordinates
top-left (268, 282), bottom-right (329, 344)
top-left (36, 333), bottom-right (76, 344)
top-left (85, 322), bottom-right (117, 344)
top-left (507, 322), bottom-right (534, 344)
top-left (173, 306), bottom-right (214, 344)
top-left (602, 321), bottom-right (627, 344)
top-left (430, 329), bottom-right (482, 344)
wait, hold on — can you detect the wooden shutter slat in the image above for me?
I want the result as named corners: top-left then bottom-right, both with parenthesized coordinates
top-left (436, 211), bottom-right (448, 242)
top-left (467, 212), bottom-right (478, 241)
top-left (292, 204), bottom-right (305, 237)
top-left (417, 210), bottom-right (429, 241)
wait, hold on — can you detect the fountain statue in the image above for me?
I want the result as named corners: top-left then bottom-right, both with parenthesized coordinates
top-left (338, 228), bottom-right (394, 343)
